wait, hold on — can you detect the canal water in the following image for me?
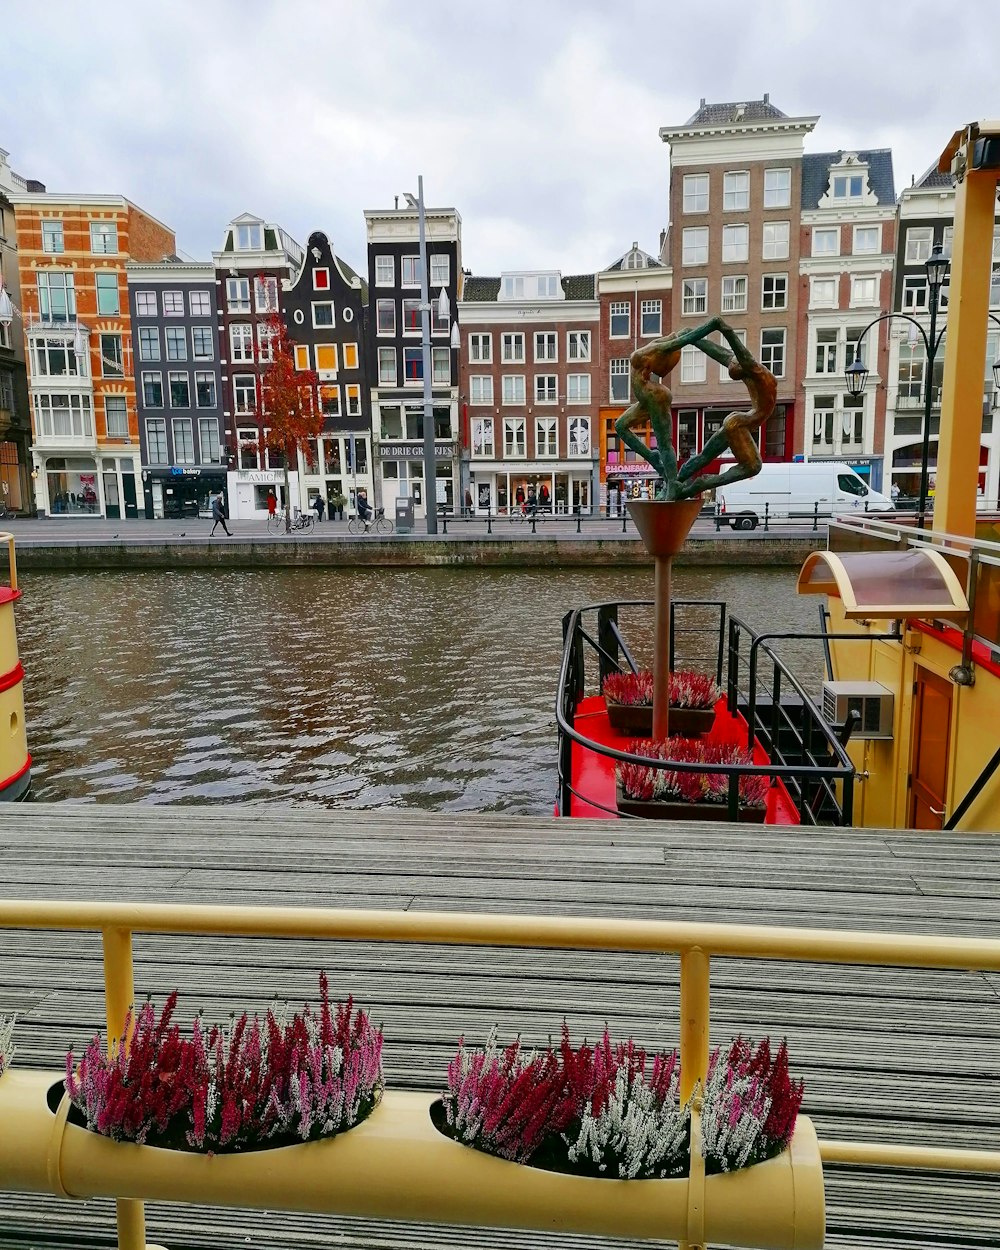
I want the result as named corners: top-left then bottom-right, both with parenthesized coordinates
top-left (17, 566), bottom-right (823, 811)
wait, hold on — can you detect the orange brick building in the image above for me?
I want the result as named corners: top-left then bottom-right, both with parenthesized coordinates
top-left (10, 193), bottom-right (174, 518)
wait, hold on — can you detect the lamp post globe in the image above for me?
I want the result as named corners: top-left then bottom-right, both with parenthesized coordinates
top-left (925, 244), bottom-right (950, 295)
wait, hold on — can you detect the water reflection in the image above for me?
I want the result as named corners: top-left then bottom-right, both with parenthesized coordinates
top-left (17, 566), bottom-right (823, 811)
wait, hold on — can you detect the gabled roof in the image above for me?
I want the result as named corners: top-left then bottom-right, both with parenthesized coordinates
top-left (605, 244), bottom-right (664, 272)
top-left (913, 161), bottom-right (955, 191)
top-left (801, 149), bottom-right (896, 208)
top-left (684, 96), bottom-right (788, 127)
top-left (460, 274), bottom-right (596, 302)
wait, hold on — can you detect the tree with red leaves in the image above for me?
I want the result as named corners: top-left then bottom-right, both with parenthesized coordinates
top-left (249, 315), bottom-right (322, 533)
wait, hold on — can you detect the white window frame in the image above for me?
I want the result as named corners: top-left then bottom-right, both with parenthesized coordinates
top-left (472, 417), bottom-right (495, 458)
top-left (312, 301), bottom-right (335, 329)
top-left (162, 290), bottom-right (184, 317)
top-left (189, 290), bottom-right (211, 317)
top-left (469, 333), bottom-right (492, 363)
top-left (233, 374), bottom-right (256, 414)
top-left (104, 394), bottom-right (129, 437)
top-left (191, 326), bottom-right (214, 361)
top-left (682, 173), bottom-right (709, 213)
top-left (905, 226), bottom-right (934, 264)
top-left (165, 325), bottom-right (188, 362)
top-left (810, 276), bottom-right (838, 309)
top-left (680, 345), bottom-right (706, 384)
top-left (41, 220), bottom-right (64, 254)
top-left (141, 371), bottom-right (163, 408)
top-left (682, 226), bottom-right (708, 265)
top-left (566, 374), bottom-right (590, 403)
top-left (138, 327), bottom-right (160, 361)
top-left (760, 328), bottom-right (786, 378)
top-left (723, 170), bottom-right (750, 212)
top-left (567, 330), bottom-right (592, 360)
top-left (235, 223), bottom-right (262, 250)
top-left (640, 301), bottom-right (661, 337)
top-left (199, 416), bottom-right (220, 461)
top-left (229, 323), bottom-right (254, 363)
top-left (378, 347), bottom-right (397, 386)
top-left (721, 275), bottom-right (748, 313)
top-left (172, 417), bottom-right (195, 463)
top-left (722, 224), bottom-right (749, 263)
top-left (401, 256), bottom-right (422, 287)
top-left (470, 375), bottom-right (494, 405)
top-left (430, 254), bottom-right (450, 286)
top-left (501, 375), bottom-right (525, 405)
top-left (609, 358), bottom-right (630, 403)
top-left (402, 298), bottom-right (422, 335)
top-left (682, 278), bottom-right (707, 316)
top-left (535, 416), bottom-right (558, 458)
top-left (168, 371), bottom-right (191, 409)
top-left (403, 346), bottom-right (423, 385)
top-left (503, 416), bottom-right (526, 457)
top-left (195, 372), bottom-right (217, 409)
top-left (432, 347), bottom-right (450, 385)
top-left (813, 329), bottom-right (839, 375)
top-left (762, 221), bottom-right (790, 261)
top-left (501, 333), bottom-right (525, 363)
top-left (375, 255), bottom-right (394, 286)
top-left (254, 276), bottom-right (279, 313)
top-left (95, 272), bottom-right (120, 316)
top-left (146, 418), bottom-right (167, 463)
top-left (763, 168), bottom-right (791, 209)
top-left (568, 416), bottom-right (590, 457)
top-left (761, 273), bottom-right (788, 311)
top-left (812, 227), bottom-right (839, 257)
top-left (534, 331), bottom-right (557, 362)
top-left (609, 301), bottom-right (630, 338)
top-left (902, 275), bottom-right (928, 311)
top-left (850, 276), bottom-right (878, 307)
top-left (226, 277), bottom-right (250, 313)
top-left (534, 374), bottom-right (557, 403)
top-left (853, 225), bottom-right (881, 254)
top-left (90, 222), bottom-right (119, 255)
top-left (832, 174), bottom-right (864, 201)
top-left (135, 290), bottom-right (157, 317)
top-left (376, 298), bottom-right (395, 336)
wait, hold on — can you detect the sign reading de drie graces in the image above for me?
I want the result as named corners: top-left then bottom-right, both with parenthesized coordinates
top-left (380, 441), bottom-right (455, 462)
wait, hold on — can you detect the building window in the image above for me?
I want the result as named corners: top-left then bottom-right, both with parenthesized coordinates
top-left (402, 298), bottom-right (422, 334)
top-left (536, 417), bottom-right (557, 457)
top-left (293, 344), bottom-right (310, 371)
top-left (233, 375), bottom-right (256, 413)
top-left (832, 174), bottom-right (864, 200)
top-left (166, 326), bottom-right (188, 361)
top-left (321, 386), bottom-right (340, 416)
top-left (760, 328), bottom-right (786, 377)
top-left (902, 275), bottom-right (928, 311)
top-left (502, 375), bottom-right (525, 404)
top-left (142, 372), bottom-right (163, 407)
top-left (235, 223), bottom-right (262, 250)
top-left (851, 276), bottom-right (878, 307)
top-left (682, 278), bottom-right (707, 315)
top-left (377, 299), bottom-right (395, 335)
top-left (375, 256), bottom-right (394, 285)
top-left (568, 330), bottom-right (591, 360)
top-left (95, 272), bottom-right (120, 315)
top-left (346, 384), bottom-right (362, 415)
top-left (810, 277), bottom-right (838, 309)
top-left (534, 332), bottom-right (557, 362)
top-left (403, 347), bottom-right (423, 383)
top-left (342, 343), bottom-right (359, 370)
top-left (256, 322), bottom-right (276, 363)
top-left (169, 372), bottom-right (190, 407)
top-left (432, 347), bottom-right (450, 384)
top-left (226, 278), bottom-right (250, 313)
top-left (312, 269), bottom-right (330, 292)
top-left (430, 254), bottom-right (450, 286)
top-left (680, 345), bottom-right (706, 384)
top-left (138, 327), bottom-right (160, 361)
top-left (567, 374), bottom-right (590, 403)
top-left (472, 417), bottom-right (494, 457)
top-left (32, 336), bottom-right (86, 377)
top-left (723, 171), bottom-right (750, 211)
top-left (32, 393), bottom-right (94, 439)
top-left (470, 333), bottom-right (492, 363)
top-left (195, 372), bottom-right (217, 408)
top-left (812, 227), bottom-right (839, 257)
top-left (682, 227), bottom-right (708, 265)
top-left (237, 427), bottom-right (259, 468)
top-left (37, 271), bottom-right (76, 322)
top-left (722, 224), bottom-right (749, 263)
top-left (146, 418), bottom-right (167, 463)
top-left (812, 396), bottom-right (835, 449)
top-left (100, 334), bottom-right (123, 378)
top-left (160, 290), bottom-right (183, 317)
top-left (135, 291), bottom-right (157, 317)
top-left (905, 226), bottom-right (934, 264)
top-left (431, 300), bottom-right (450, 335)
top-left (683, 173), bottom-right (709, 213)
top-left (764, 168), bottom-right (791, 208)
top-left (814, 329), bottom-right (838, 374)
top-left (41, 220), bottom-right (64, 253)
top-left (610, 358), bottom-right (630, 403)
top-left (230, 324), bottom-right (254, 363)
top-left (721, 276), bottom-right (747, 313)
top-left (761, 274), bottom-right (788, 310)
top-left (199, 417), bottom-right (220, 462)
top-left (719, 328), bottom-right (747, 381)
top-left (189, 290), bottom-right (211, 317)
top-left (853, 225), bottom-right (880, 254)
top-left (316, 344), bottom-right (339, 374)
top-left (312, 302), bottom-right (334, 328)
top-left (378, 347), bottom-right (397, 386)
top-left (401, 256), bottom-right (421, 286)
top-left (568, 417), bottom-right (590, 456)
top-left (470, 375), bottom-right (493, 404)
top-left (640, 301), bottom-right (661, 337)
top-left (610, 301), bottom-right (630, 337)
top-left (191, 326), bottom-right (214, 360)
top-left (173, 418), bottom-right (195, 464)
top-left (104, 395), bottom-right (128, 437)
top-left (503, 275), bottom-right (525, 299)
top-left (503, 417), bottom-right (526, 457)
top-left (501, 333), bottom-right (525, 362)
top-left (762, 222), bottom-right (789, 261)
top-left (535, 374), bottom-right (557, 403)
top-left (255, 276), bottom-right (279, 313)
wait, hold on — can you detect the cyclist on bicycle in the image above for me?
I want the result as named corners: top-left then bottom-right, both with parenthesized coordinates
top-left (356, 492), bottom-right (372, 525)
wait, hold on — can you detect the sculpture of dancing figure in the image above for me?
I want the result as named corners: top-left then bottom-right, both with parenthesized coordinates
top-left (614, 316), bottom-right (777, 501)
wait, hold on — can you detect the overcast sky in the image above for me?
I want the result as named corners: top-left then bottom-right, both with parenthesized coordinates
top-left (4, 0), bottom-right (996, 276)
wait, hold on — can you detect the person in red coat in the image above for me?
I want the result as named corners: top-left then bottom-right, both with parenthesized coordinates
top-left (266, 490), bottom-right (277, 519)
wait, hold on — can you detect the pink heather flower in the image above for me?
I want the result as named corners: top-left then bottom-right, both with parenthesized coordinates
top-left (603, 670), bottom-right (720, 709)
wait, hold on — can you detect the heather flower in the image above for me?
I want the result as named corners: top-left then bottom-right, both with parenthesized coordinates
top-left (700, 1036), bottom-right (803, 1174)
top-left (0, 1015), bottom-right (14, 1076)
top-left (65, 975), bottom-right (383, 1153)
top-left (602, 670), bottom-right (720, 710)
top-left (617, 738), bottom-right (769, 810)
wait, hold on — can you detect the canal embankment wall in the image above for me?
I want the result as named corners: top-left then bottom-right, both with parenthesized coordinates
top-left (12, 533), bottom-right (824, 571)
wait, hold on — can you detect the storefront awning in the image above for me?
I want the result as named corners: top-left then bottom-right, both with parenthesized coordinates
top-left (797, 549), bottom-right (969, 621)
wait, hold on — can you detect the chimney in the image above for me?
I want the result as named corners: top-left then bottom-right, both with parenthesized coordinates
top-left (632, 240), bottom-right (638, 250)
top-left (763, 92), bottom-right (770, 104)
top-left (699, 97), bottom-right (706, 108)
top-left (394, 195), bottom-right (399, 210)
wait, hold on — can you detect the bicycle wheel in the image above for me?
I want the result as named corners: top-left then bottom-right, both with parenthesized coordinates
top-left (267, 513), bottom-right (283, 535)
top-left (301, 515), bottom-right (315, 534)
top-left (348, 517), bottom-right (361, 535)
top-left (376, 516), bottom-right (393, 535)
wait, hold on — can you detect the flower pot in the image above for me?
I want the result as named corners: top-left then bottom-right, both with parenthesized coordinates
top-left (0, 1070), bottom-right (824, 1248)
top-left (616, 782), bottom-right (767, 823)
top-left (605, 701), bottom-right (715, 738)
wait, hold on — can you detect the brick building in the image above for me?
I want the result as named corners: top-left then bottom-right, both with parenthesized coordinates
top-left (659, 95), bottom-right (817, 468)
top-left (10, 188), bottom-right (175, 518)
top-left (0, 148), bottom-right (37, 513)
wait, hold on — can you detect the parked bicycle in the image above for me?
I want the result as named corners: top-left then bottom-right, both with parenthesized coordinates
top-left (348, 507), bottom-right (393, 536)
top-left (267, 509), bottom-right (315, 536)
top-left (508, 504), bottom-right (548, 525)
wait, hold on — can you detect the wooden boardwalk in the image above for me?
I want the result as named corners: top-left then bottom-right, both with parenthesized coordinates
top-left (0, 805), bottom-right (998, 1250)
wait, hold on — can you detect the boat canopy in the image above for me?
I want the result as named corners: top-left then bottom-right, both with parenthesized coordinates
top-left (796, 549), bottom-right (970, 621)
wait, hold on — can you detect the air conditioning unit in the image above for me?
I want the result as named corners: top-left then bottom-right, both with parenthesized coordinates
top-left (821, 681), bottom-right (894, 739)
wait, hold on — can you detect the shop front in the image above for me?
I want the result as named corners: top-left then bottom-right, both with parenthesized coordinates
top-left (38, 455), bottom-right (101, 517)
top-left (603, 461), bottom-right (661, 515)
top-left (143, 467), bottom-right (227, 520)
top-left (467, 463), bottom-right (596, 515)
top-left (226, 468), bottom-right (301, 520)
top-left (300, 430), bottom-right (373, 520)
top-left (378, 440), bottom-right (457, 520)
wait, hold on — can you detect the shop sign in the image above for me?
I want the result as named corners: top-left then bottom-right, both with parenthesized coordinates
top-left (605, 462), bottom-right (659, 477)
top-left (380, 441), bottom-right (455, 462)
top-left (170, 467), bottom-right (202, 477)
top-left (236, 469), bottom-right (280, 484)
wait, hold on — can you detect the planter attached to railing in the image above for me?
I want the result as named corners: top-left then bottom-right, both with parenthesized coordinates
top-left (0, 1072), bottom-right (824, 1249)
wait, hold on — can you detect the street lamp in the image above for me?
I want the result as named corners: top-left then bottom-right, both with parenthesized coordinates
top-left (0, 278), bottom-right (13, 330)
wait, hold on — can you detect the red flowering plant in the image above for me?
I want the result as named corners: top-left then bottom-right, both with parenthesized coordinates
top-left (438, 1027), bottom-right (803, 1179)
top-left (64, 974), bottom-right (383, 1152)
top-left (0, 1015), bottom-right (14, 1076)
top-left (602, 670), bottom-right (720, 709)
top-left (617, 738), bottom-right (770, 810)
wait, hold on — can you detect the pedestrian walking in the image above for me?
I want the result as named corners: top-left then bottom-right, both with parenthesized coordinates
top-left (266, 490), bottom-right (277, 520)
top-left (210, 492), bottom-right (231, 536)
top-left (312, 494), bottom-right (326, 522)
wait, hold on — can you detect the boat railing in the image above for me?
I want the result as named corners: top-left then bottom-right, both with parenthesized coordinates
top-left (557, 600), bottom-right (857, 824)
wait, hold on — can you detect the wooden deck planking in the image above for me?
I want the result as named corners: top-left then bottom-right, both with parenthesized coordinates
top-left (0, 806), bottom-right (998, 1250)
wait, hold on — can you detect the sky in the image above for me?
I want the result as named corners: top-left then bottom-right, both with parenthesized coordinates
top-left (3, 0), bottom-right (997, 276)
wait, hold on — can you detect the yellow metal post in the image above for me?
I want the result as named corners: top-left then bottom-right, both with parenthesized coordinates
top-left (679, 947), bottom-right (710, 1101)
top-left (933, 136), bottom-right (999, 537)
top-left (101, 927), bottom-right (147, 1250)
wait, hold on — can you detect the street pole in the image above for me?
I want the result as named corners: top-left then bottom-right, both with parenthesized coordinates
top-left (417, 176), bottom-right (437, 535)
top-left (918, 279), bottom-right (941, 525)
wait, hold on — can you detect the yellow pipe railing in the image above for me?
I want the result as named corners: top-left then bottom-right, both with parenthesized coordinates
top-left (2, 898), bottom-right (1000, 1248)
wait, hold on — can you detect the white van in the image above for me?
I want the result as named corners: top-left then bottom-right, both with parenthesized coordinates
top-left (716, 462), bottom-right (892, 530)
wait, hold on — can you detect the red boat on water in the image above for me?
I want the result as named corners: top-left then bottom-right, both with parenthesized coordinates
top-left (554, 598), bottom-right (857, 825)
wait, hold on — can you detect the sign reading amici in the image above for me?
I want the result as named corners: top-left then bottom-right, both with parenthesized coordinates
top-left (379, 441), bottom-right (455, 462)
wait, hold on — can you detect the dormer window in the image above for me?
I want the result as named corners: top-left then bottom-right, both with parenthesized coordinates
top-left (500, 272), bottom-right (561, 300)
top-left (537, 274), bottom-right (558, 297)
top-left (832, 175), bottom-right (863, 200)
top-left (235, 223), bottom-right (263, 250)
top-left (503, 275), bottom-right (524, 299)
